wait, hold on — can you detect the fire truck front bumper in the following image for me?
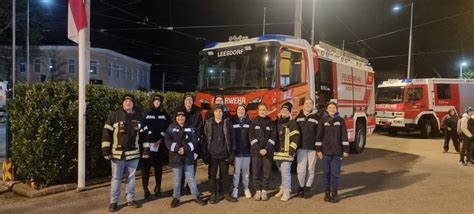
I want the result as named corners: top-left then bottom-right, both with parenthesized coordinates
top-left (376, 117), bottom-right (406, 128)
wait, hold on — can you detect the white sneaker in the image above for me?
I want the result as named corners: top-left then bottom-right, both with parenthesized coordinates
top-left (281, 188), bottom-right (291, 202)
top-left (231, 188), bottom-right (238, 198)
top-left (275, 187), bottom-right (284, 198)
top-left (244, 189), bottom-right (252, 198)
top-left (261, 190), bottom-right (268, 201)
top-left (254, 190), bottom-right (261, 201)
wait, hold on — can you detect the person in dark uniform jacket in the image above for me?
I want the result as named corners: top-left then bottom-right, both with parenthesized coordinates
top-left (164, 109), bottom-right (207, 208)
top-left (249, 104), bottom-right (277, 201)
top-left (273, 102), bottom-right (299, 202)
top-left (442, 109), bottom-right (460, 153)
top-left (181, 94), bottom-right (203, 194)
top-left (231, 104), bottom-right (253, 199)
top-left (141, 93), bottom-right (170, 199)
top-left (316, 102), bottom-right (349, 203)
top-left (294, 98), bottom-right (320, 198)
top-left (101, 94), bottom-right (151, 212)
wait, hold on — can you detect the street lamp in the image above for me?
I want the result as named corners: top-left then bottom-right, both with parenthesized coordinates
top-left (393, 2), bottom-right (414, 79)
top-left (460, 61), bottom-right (468, 79)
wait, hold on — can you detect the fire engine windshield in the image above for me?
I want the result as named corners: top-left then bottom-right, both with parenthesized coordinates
top-left (198, 46), bottom-right (278, 91)
top-left (376, 87), bottom-right (405, 104)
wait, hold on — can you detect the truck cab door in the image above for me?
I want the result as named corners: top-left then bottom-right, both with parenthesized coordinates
top-left (405, 85), bottom-right (428, 113)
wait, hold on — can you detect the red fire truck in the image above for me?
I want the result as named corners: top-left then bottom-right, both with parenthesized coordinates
top-left (195, 34), bottom-right (376, 153)
top-left (376, 78), bottom-right (474, 138)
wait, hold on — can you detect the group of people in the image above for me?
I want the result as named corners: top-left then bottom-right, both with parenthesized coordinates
top-left (442, 107), bottom-right (474, 165)
top-left (101, 94), bottom-right (349, 212)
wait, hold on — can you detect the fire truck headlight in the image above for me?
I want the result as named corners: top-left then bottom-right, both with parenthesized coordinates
top-left (394, 112), bottom-right (404, 118)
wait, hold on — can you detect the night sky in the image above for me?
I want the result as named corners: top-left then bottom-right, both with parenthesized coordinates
top-left (3, 0), bottom-right (474, 91)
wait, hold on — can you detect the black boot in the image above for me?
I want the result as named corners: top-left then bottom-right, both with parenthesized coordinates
top-left (324, 191), bottom-right (331, 202)
top-left (193, 196), bottom-right (208, 206)
top-left (209, 194), bottom-right (219, 204)
top-left (303, 187), bottom-right (312, 199)
top-left (297, 187), bottom-right (304, 198)
top-left (171, 198), bottom-right (180, 208)
top-left (330, 191), bottom-right (338, 203)
top-left (224, 194), bottom-right (238, 202)
top-left (108, 203), bottom-right (118, 212)
top-left (144, 189), bottom-right (152, 200)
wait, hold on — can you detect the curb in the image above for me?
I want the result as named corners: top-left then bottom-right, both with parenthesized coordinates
top-left (8, 160), bottom-right (205, 198)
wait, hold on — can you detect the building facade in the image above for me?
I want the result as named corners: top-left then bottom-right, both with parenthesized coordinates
top-left (10, 46), bottom-right (151, 90)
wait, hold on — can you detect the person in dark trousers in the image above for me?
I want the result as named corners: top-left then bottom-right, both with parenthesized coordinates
top-left (141, 93), bottom-right (170, 199)
top-left (205, 95), bottom-right (231, 120)
top-left (249, 104), bottom-right (277, 201)
top-left (274, 102), bottom-right (299, 202)
top-left (203, 104), bottom-right (238, 204)
top-left (101, 94), bottom-right (151, 212)
top-left (459, 107), bottom-right (474, 166)
top-left (294, 98), bottom-right (320, 198)
top-left (442, 109), bottom-right (460, 153)
top-left (181, 94), bottom-right (203, 195)
top-left (164, 109), bottom-right (207, 208)
top-left (203, 95), bottom-right (229, 199)
top-left (316, 102), bottom-right (349, 203)
top-left (231, 104), bottom-right (253, 199)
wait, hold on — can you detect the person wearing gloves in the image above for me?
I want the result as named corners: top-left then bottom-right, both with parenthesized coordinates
top-left (442, 109), bottom-right (460, 153)
top-left (459, 106), bottom-right (474, 166)
top-left (141, 94), bottom-right (170, 199)
top-left (294, 98), bottom-right (320, 198)
top-left (203, 104), bottom-right (238, 204)
top-left (101, 94), bottom-right (151, 212)
top-left (164, 109), bottom-right (207, 208)
top-left (231, 104), bottom-right (253, 199)
top-left (273, 102), bottom-right (299, 202)
top-left (316, 102), bottom-right (349, 203)
top-left (249, 104), bottom-right (277, 201)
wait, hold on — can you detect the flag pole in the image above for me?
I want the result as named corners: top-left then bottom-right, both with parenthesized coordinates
top-left (77, 0), bottom-right (90, 192)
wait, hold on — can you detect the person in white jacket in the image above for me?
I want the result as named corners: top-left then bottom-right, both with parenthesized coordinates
top-left (459, 107), bottom-right (474, 166)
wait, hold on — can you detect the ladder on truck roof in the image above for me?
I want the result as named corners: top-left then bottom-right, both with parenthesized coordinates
top-left (315, 41), bottom-right (372, 71)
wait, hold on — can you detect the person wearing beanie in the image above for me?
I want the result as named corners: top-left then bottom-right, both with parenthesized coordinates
top-left (165, 109), bottom-right (207, 208)
top-left (203, 104), bottom-right (238, 204)
top-left (141, 93), bottom-right (170, 199)
top-left (249, 104), bottom-right (277, 201)
top-left (101, 93), bottom-right (151, 212)
top-left (294, 98), bottom-right (320, 198)
top-left (274, 102), bottom-right (299, 202)
top-left (231, 104), bottom-right (253, 199)
top-left (181, 94), bottom-right (203, 195)
top-left (316, 101), bottom-right (349, 203)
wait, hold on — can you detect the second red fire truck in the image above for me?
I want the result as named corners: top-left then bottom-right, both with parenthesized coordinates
top-left (376, 78), bottom-right (474, 138)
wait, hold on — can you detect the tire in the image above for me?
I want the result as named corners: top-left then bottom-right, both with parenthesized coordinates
top-left (351, 122), bottom-right (366, 154)
top-left (419, 118), bottom-right (433, 138)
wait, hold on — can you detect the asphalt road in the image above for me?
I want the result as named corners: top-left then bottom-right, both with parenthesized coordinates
top-left (0, 132), bottom-right (473, 214)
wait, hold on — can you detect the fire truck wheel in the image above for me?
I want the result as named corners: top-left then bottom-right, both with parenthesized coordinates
top-left (351, 122), bottom-right (366, 154)
top-left (388, 128), bottom-right (398, 135)
top-left (419, 118), bottom-right (434, 138)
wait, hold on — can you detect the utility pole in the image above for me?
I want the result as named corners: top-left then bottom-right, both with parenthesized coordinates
top-left (294, 0), bottom-right (303, 38)
top-left (161, 72), bottom-right (165, 93)
top-left (262, 7), bottom-right (266, 35)
top-left (26, 0), bottom-right (30, 83)
top-left (12, 0), bottom-right (16, 98)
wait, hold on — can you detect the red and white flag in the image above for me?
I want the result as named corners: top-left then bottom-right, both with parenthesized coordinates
top-left (67, 0), bottom-right (88, 44)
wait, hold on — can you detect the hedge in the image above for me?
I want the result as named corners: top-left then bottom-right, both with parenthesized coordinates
top-left (8, 81), bottom-right (191, 186)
